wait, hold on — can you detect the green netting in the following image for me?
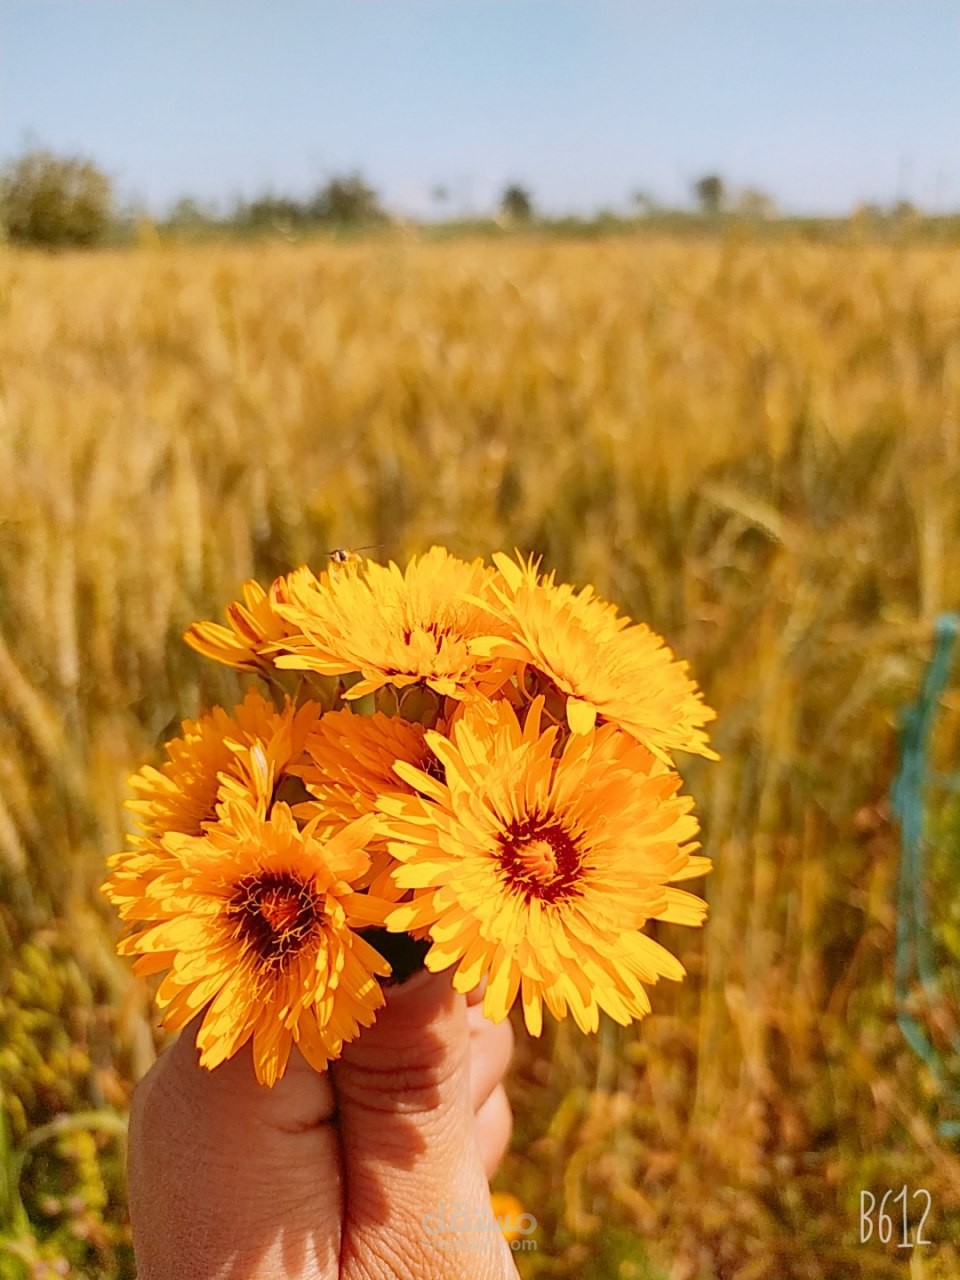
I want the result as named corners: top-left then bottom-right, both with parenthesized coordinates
top-left (892, 612), bottom-right (960, 1140)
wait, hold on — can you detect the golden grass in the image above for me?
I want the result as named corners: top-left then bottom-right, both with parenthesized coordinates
top-left (1, 232), bottom-right (959, 1278)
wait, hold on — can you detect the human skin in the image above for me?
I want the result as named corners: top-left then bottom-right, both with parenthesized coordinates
top-left (127, 973), bottom-right (519, 1279)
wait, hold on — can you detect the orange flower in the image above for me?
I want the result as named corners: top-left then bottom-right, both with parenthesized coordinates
top-left (104, 689), bottom-right (321, 922)
top-left (381, 698), bottom-right (709, 1035)
top-left (118, 799), bottom-right (392, 1085)
top-left (293, 709), bottom-right (446, 900)
top-left (184, 575), bottom-right (305, 673)
top-left (490, 1192), bottom-right (531, 1244)
top-left (470, 552), bottom-right (718, 764)
top-left (296, 709), bottom-right (442, 823)
top-left (273, 546), bottom-right (514, 702)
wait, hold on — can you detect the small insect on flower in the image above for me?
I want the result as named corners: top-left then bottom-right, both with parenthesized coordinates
top-left (326, 545), bottom-right (380, 565)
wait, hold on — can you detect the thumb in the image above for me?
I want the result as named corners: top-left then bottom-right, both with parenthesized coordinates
top-left (332, 970), bottom-right (519, 1280)
top-left (127, 1022), bottom-right (342, 1280)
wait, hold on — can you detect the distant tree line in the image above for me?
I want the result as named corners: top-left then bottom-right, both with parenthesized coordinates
top-left (0, 144), bottom-right (952, 249)
top-left (231, 172), bottom-right (385, 231)
top-left (168, 174), bottom-right (387, 235)
top-left (0, 148), bottom-right (391, 247)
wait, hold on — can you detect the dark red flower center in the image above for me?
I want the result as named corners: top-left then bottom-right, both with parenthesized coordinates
top-left (229, 872), bottom-right (320, 968)
top-left (497, 817), bottom-right (583, 904)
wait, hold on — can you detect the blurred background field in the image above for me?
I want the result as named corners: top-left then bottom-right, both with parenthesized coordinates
top-left (1, 229), bottom-right (960, 1279)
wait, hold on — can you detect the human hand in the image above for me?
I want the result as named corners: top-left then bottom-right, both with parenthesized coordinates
top-left (128, 972), bottom-right (518, 1279)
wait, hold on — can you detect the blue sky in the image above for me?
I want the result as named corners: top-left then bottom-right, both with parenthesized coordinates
top-left (2, 2), bottom-right (958, 217)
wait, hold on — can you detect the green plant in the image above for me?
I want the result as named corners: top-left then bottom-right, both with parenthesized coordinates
top-left (0, 148), bottom-right (113, 248)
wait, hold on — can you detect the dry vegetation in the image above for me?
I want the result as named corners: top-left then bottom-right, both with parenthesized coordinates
top-left (1, 232), bottom-right (959, 1278)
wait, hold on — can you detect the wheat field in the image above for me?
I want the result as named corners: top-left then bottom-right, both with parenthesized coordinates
top-left (1, 232), bottom-right (959, 1279)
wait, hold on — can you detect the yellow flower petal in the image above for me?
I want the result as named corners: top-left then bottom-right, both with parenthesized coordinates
top-left (566, 696), bottom-right (598, 734)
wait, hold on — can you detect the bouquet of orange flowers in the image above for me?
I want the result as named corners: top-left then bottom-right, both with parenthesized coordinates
top-left (104, 547), bottom-right (717, 1086)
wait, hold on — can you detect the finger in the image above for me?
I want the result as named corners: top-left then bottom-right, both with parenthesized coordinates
top-left (475, 1084), bottom-right (513, 1179)
top-left (128, 1021), bottom-right (341, 1280)
top-left (333, 972), bottom-right (518, 1280)
top-left (468, 1007), bottom-right (514, 1114)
